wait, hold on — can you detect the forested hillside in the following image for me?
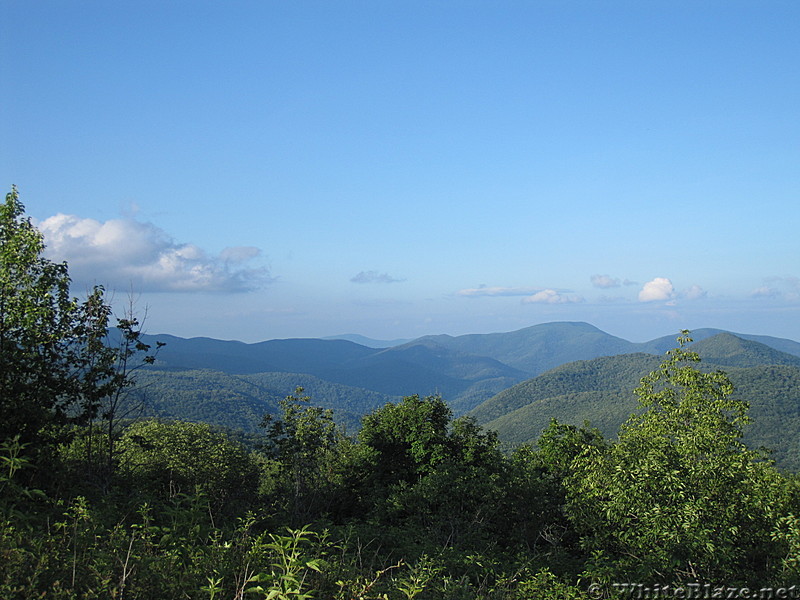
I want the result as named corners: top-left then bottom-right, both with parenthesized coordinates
top-left (137, 322), bottom-right (800, 427)
top-left (140, 333), bottom-right (531, 414)
top-left (3, 188), bottom-right (800, 598)
top-left (473, 336), bottom-right (800, 471)
top-left (135, 368), bottom-right (396, 433)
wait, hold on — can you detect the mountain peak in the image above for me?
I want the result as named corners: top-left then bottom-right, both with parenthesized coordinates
top-left (691, 333), bottom-right (800, 368)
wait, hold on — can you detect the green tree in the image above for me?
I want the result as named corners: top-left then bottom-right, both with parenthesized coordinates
top-left (117, 419), bottom-right (259, 515)
top-left (261, 388), bottom-right (360, 524)
top-left (357, 396), bottom-right (517, 553)
top-left (358, 394), bottom-right (453, 486)
top-left (0, 186), bottom-right (83, 445)
top-left (383, 429), bottom-right (505, 548)
top-left (493, 421), bottom-right (607, 570)
top-left (0, 186), bottom-right (158, 487)
top-left (566, 331), bottom-right (794, 585)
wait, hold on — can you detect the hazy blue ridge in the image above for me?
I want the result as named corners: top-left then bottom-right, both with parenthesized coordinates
top-left (322, 334), bottom-right (412, 348)
top-left (411, 321), bottom-right (636, 376)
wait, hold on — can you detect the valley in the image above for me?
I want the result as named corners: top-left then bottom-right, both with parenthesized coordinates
top-left (136, 322), bottom-right (800, 470)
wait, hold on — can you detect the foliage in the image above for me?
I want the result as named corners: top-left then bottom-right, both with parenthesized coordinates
top-left (260, 387), bottom-right (369, 525)
top-left (565, 331), bottom-right (798, 585)
top-left (245, 526), bottom-right (325, 600)
top-left (0, 436), bottom-right (46, 523)
top-left (0, 186), bottom-right (86, 445)
top-left (359, 395), bottom-right (455, 485)
top-left (116, 419), bottom-right (259, 515)
top-left (0, 187), bottom-right (160, 490)
top-left (480, 348), bottom-right (800, 472)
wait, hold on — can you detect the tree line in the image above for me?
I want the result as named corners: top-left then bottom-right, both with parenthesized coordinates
top-left (2, 186), bottom-right (800, 599)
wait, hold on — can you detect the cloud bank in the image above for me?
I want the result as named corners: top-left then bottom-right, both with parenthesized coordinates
top-left (682, 284), bottom-right (707, 300)
top-left (751, 277), bottom-right (800, 301)
top-left (456, 286), bottom-right (543, 298)
top-left (39, 214), bottom-right (270, 293)
top-left (457, 285), bottom-right (583, 304)
top-left (590, 274), bottom-right (621, 289)
top-left (350, 271), bottom-right (404, 284)
top-left (522, 289), bottom-right (584, 304)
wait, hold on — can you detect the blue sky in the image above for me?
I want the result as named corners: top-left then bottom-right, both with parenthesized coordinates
top-left (2, 1), bottom-right (799, 343)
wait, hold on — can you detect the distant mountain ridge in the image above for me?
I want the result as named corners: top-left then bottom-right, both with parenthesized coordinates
top-left (412, 322), bottom-right (634, 375)
top-left (412, 323), bottom-right (800, 375)
top-left (135, 323), bottom-right (800, 470)
top-left (143, 322), bottom-right (800, 379)
top-left (633, 328), bottom-right (800, 358)
top-left (322, 334), bottom-right (412, 348)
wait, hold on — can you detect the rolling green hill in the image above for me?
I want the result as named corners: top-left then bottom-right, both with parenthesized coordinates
top-left (140, 333), bottom-right (531, 415)
top-left (690, 332), bottom-right (800, 368)
top-left (473, 334), bottom-right (800, 471)
top-left (468, 353), bottom-right (662, 425)
top-left (132, 326), bottom-right (800, 467)
top-left (133, 369), bottom-right (397, 434)
top-left (637, 328), bottom-right (800, 358)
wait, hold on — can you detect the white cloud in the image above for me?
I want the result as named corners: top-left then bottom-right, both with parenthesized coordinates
top-left (751, 286), bottom-right (779, 299)
top-left (350, 270), bottom-right (404, 284)
top-left (590, 274), bottom-right (621, 289)
top-left (522, 289), bottom-right (584, 304)
top-left (682, 284), bottom-right (707, 300)
top-left (638, 277), bottom-right (675, 302)
top-left (39, 213), bottom-right (270, 293)
top-left (458, 285), bottom-right (583, 303)
top-left (457, 286), bottom-right (543, 297)
top-left (751, 277), bottom-right (800, 301)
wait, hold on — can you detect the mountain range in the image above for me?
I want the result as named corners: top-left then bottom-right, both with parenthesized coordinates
top-left (134, 322), bottom-right (800, 470)
top-left (472, 334), bottom-right (800, 471)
